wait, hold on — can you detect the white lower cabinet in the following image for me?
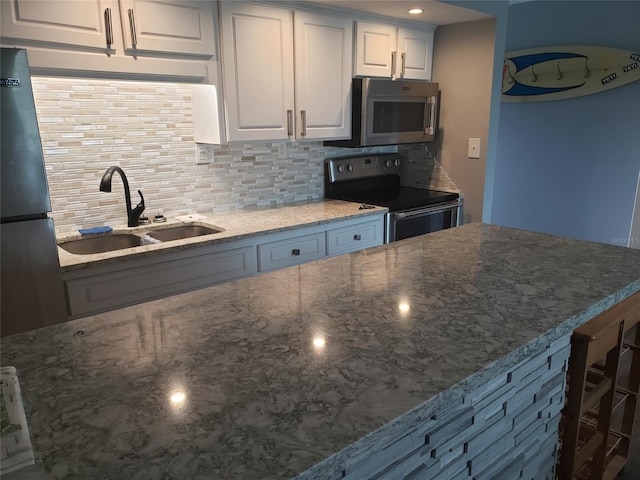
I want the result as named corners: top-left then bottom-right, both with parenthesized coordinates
top-left (64, 243), bottom-right (256, 318)
top-left (63, 214), bottom-right (384, 318)
top-left (258, 232), bottom-right (325, 273)
top-left (326, 219), bottom-right (383, 256)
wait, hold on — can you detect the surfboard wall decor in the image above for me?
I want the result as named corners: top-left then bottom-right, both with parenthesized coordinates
top-left (501, 45), bottom-right (640, 102)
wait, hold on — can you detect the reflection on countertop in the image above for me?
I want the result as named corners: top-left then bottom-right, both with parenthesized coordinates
top-left (3, 223), bottom-right (640, 479)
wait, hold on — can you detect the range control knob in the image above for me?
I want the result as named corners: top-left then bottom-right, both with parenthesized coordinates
top-left (385, 159), bottom-right (391, 167)
top-left (347, 164), bottom-right (354, 172)
top-left (337, 165), bottom-right (345, 173)
top-left (394, 158), bottom-right (401, 167)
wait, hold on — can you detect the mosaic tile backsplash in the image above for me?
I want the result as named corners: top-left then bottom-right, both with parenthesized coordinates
top-left (31, 78), bottom-right (454, 235)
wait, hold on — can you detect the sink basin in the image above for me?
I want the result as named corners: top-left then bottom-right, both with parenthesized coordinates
top-left (146, 225), bottom-right (221, 242)
top-left (59, 234), bottom-right (143, 255)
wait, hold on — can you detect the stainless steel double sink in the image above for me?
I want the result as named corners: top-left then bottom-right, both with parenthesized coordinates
top-left (58, 225), bottom-right (221, 255)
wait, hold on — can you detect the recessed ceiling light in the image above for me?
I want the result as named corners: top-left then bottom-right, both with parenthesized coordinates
top-left (408, 8), bottom-right (424, 15)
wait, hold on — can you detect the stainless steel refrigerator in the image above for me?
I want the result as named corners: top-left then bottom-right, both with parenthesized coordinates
top-left (1, 48), bottom-right (68, 336)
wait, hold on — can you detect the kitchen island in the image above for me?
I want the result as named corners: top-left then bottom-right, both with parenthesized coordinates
top-left (2, 223), bottom-right (640, 479)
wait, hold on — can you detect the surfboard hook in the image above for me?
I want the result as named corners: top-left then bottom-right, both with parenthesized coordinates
top-left (505, 65), bottom-right (514, 84)
top-left (531, 65), bottom-right (537, 83)
top-left (556, 61), bottom-right (563, 80)
top-left (584, 58), bottom-right (591, 78)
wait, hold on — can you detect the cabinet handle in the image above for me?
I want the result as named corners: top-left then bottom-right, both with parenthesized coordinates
top-left (300, 110), bottom-right (306, 137)
top-left (391, 51), bottom-right (397, 79)
top-left (292, 248), bottom-right (301, 256)
top-left (104, 8), bottom-right (113, 48)
top-left (286, 110), bottom-right (293, 136)
top-left (401, 52), bottom-right (406, 78)
top-left (128, 8), bottom-right (138, 47)
top-left (354, 234), bottom-right (362, 241)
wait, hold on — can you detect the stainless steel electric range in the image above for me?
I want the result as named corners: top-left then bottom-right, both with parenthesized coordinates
top-left (324, 153), bottom-right (462, 243)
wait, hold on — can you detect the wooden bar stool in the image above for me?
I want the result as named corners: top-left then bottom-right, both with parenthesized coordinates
top-left (558, 292), bottom-right (640, 479)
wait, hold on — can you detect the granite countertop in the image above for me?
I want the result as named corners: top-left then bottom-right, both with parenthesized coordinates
top-left (3, 224), bottom-right (640, 479)
top-left (57, 199), bottom-right (387, 271)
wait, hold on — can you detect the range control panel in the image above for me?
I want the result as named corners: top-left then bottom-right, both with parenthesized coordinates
top-left (325, 153), bottom-right (401, 183)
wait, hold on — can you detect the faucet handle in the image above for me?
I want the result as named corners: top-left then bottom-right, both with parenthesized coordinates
top-left (127, 190), bottom-right (146, 227)
top-left (136, 189), bottom-right (145, 210)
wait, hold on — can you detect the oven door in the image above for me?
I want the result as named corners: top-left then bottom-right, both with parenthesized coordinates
top-left (385, 201), bottom-right (460, 243)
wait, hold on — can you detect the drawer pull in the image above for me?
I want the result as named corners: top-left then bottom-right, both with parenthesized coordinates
top-left (292, 249), bottom-right (301, 256)
top-left (354, 234), bottom-right (362, 241)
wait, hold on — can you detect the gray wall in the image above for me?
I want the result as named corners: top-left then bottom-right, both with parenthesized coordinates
top-left (488, 0), bottom-right (640, 245)
top-left (432, 18), bottom-right (497, 224)
top-left (631, 173), bottom-right (640, 249)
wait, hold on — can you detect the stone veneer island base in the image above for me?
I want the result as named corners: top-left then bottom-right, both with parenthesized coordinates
top-left (2, 223), bottom-right (640, 480)
top-left (333, 335), bottom-right (571, 480)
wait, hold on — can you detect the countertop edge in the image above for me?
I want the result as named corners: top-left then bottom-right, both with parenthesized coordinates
top-left (294, 279), bottom-right (640, 480)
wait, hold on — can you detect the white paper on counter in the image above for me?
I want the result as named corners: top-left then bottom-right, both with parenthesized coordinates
top-left (1, 366), bottom-right (35, 474)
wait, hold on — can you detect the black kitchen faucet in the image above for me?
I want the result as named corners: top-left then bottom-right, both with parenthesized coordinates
top-left (99, 166), bottom-right (145, 227)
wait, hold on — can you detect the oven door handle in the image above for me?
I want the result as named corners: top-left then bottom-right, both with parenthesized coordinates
top-left (392, 202), bottom-right (459, 219)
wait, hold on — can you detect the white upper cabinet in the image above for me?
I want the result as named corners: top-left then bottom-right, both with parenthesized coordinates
top-left (396, 27), bottom-right (434, 80)
top-left (0, 0), bottom-right (115, 51)
top-left (0, 0), bottom-right (216, 81)
top-left (354, 22), bottom-right (397, 78)
top-left (219, 1), bottom-right (294, 142)
top-left (1, 0), bottom-right (215, 57)
top-left (219, 2), bottom-right (352, 142)
top-left (293, 11), bottom-right (352, 140)
top-left (355, 21), bottom-right (434, 80)
top-left (119, 0), bottom-right (216, 57)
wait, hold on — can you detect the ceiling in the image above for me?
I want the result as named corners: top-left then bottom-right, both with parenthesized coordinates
top-left (300, 0), bottom-right (493, 25)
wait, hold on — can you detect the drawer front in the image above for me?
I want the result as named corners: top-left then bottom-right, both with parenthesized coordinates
top-left (326, 219), bottom-right (384, 256)
top-left (258, 232), bottom-right (325, 272)
top-left (66, 246), bottom-right (256, 318)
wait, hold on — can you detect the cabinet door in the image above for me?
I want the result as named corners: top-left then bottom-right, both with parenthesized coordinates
top-left (354, 21), bottom-right (396, 78)
top-left (294, 12), bottom-right (352, 140)
top-left (65, 245), bottom-right (257, 318)
top-left (119, 0), bottom-right (216, 57)
top-left (219, 1), bottom-right (294, 142)
top-left (397, 27), bottom-right (434, 80)
top-left (0, 0), bottom-right (114, 51)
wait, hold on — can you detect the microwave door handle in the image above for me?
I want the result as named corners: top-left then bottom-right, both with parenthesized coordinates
top-left (425, 96), bottom-right (437, 135)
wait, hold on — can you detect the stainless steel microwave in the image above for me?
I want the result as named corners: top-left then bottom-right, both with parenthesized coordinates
top-left (325, 77), bottom-right (439, 147)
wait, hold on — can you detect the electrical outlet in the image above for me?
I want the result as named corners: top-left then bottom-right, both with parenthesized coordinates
top-left (468, 138), bottom-right (481, 159)
top-left (196, 143), bottom-right (214, 164)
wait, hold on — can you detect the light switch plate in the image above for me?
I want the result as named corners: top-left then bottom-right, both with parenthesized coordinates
top-left (468, 138), bottom-right (481, 159)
